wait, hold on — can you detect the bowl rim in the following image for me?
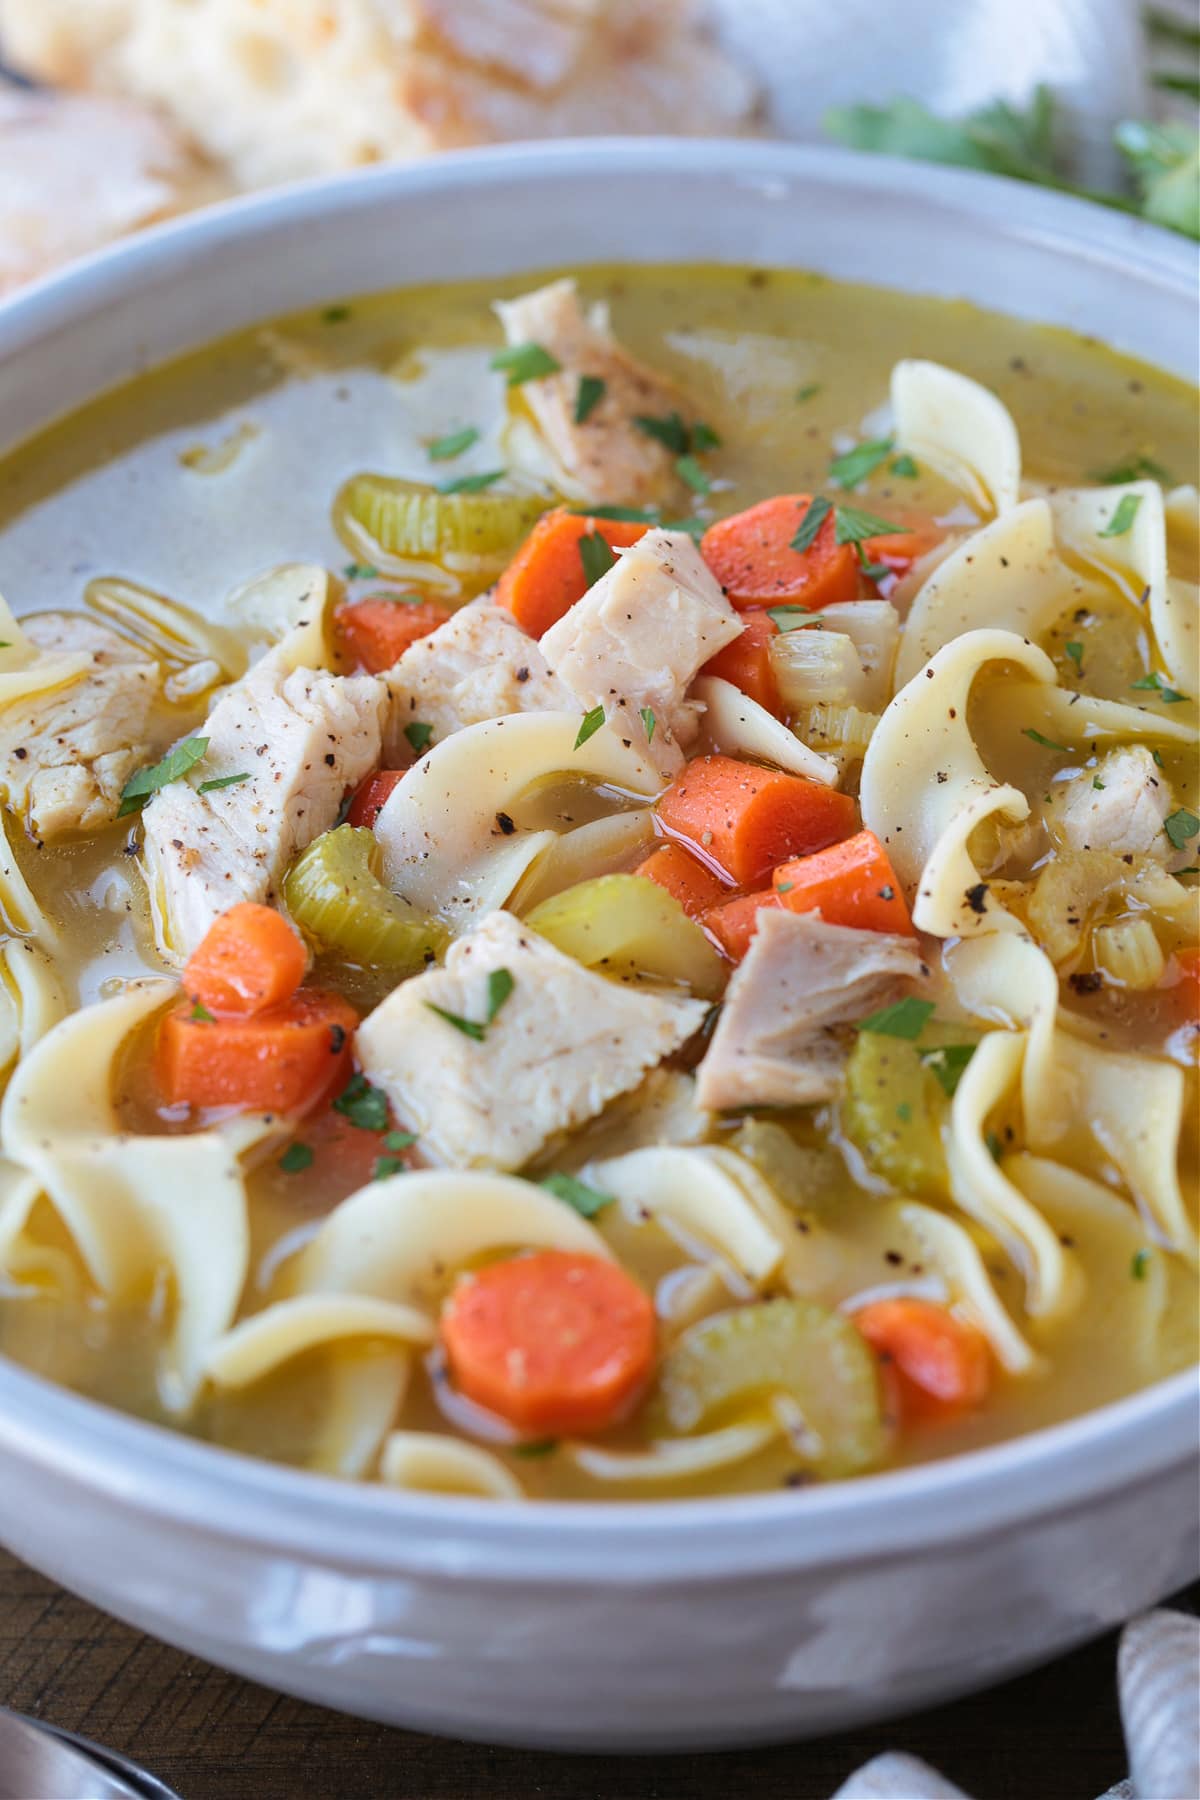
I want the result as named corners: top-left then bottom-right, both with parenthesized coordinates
top-left (0, 138), bottom-right (1196, 1582)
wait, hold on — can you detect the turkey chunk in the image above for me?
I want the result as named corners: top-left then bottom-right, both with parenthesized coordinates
top-left (1051, 746), bottom-right (1180, 865)
top-left (386, 601), bottom-right (570, 749)
top-left (494, 278), bottom-right (691, 508)
top-left (697, 910), bottom-right (927, 1111)
top-left (539, 528), bottom-right (741, 774)
top-left (0, 613), bottom-right (161, 838)
top-left (142, 651), bottom-right (387, 958)
top-left (357, 910), bottom-right (707, 1170)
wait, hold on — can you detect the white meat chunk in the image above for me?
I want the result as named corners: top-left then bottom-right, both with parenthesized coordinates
top-left (385, 601), bottom-right (571, 750)
top-left (494, 278), bottom-right (691, 509)
top-left (1051, 746), bottom-right (1180, 866)
top-left (696, 910), bottom-right (927, 1111)
top-left (357, 909), bottom-right (708, 1171)
top-left (539, 528), bottom-right (741, 774)
top-left (142, 650), bottom-right (387, 958)
top-left (0, 613), bottom-right (161, 838)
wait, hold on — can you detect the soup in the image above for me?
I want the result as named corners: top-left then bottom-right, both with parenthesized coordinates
top-left (0, 265), bottom-right (1195, 1501)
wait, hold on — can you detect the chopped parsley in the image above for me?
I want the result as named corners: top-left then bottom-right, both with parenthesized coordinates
top-left (986, 1131), bottom-right (1004, 1163)
top-left (776, 880), bottom-right (794, 894)
top-left (384, 1130), bottom-right (417, 1152)
top-left (321, 305), bottom-right (350, 324)
top-left (920, 1043), bottom-right (977, 1097)
top-left (424, 1004), bottom-right (485, 1042)
top-left (767, 604), bottom-right (813, 632)
top-left (1098, 492), bottom-right (1143, 537)
top-left (279, 1142), bottom-right (315, 1173)
top-left (1064, 641), bottom-right (1084, 668)
top-left (343, 562), bottom-right (379, 580)
top-left (333, 1073), bottom-right (390, 1132)
top-left (896, 1102), bottom-right (913, 1123)
top-left (1152, 748), bottom-right (1166, 768)
top-left (890, 453), bottom-right (919, 478)
top-left (634, 410), bottom-right (690, 454)
top-left (791, 495), bottom-right (833, 554)
top-left (373, 1156), bottom-right (406, 1180)
top-left (574, 375), bottom-right (606, 424)
top-left (427, 425), bottom-right (479, 462)
top-left (640, 706), bottom-right (657, 742)
top-left (118, 736), bottom-right (209, 816)
top-left (404, 721), bottom-right (434, 754)
top-left (1089, 452), bottom-right (1171, 486)
top-left (1130, 671), bottom-right (1185, 702)
top-left (198, 772), bottom-right (251, 794)
top-left (189, 1000), bottom-right (215, 1023)
top-left (1022, 728), bottom-right (1068, 751)
top-left (540, 1172), bottom-right (613, 1218)
top-left (675, 453), bottom-right (711, 496)
top-left (660, 516), bottom-right (708, 541)
top-left (829, 436), bottom-right (894, 489)
top-left (436, 468), bottom-right (504, 494)
top-left (513, 1438), bottom-right (559, 1458)
top-left (490, 342), bottom-right (561, 385)
top-left (1093, 776), bottom-right (1106, 791)
top-left (833, 503), bottom-right (903, 547)
top-left (424, 968), bottom-right (514, 1045)
top-left (578, 530), bottom-right (617, 589)
top-left (1131, 1248), bottom-right (1151, 1281)
top-left (1164, 808), bottom-right (1199, 851)
top-left (856, 552), bottom-right (893, 581)
top-left (795, 383), bottom-right (821, 403)
top-left (857, 996), bottom-right (936, 1039)
top-left (574, 705), bottom-right (606, 749)
top-left (566, 503), bottom-right (657, 523)
top-left (691, 422), bottom-right (722, 452)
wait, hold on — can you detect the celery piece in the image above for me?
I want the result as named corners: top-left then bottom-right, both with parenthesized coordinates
top-left (525, 874), bottom-right (725, 999)
top-left (283, 826), bottom-right (448, 971)
top-left (840, 1033), bottom-right (949, 1198)
top-left (650, 1297), bottom-right (887, 1478)
top-left (730, 1119), bottom-right (848, 1216)
top-left (335, 474), bottom-right (547, 593)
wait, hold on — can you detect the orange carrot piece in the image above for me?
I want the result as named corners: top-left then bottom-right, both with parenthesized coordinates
top-left (656, 754), bottom-right (857, 887)
top-left (157, 988), bottom-right (358, 1115)
top-left (862, 515), bottom-right (941, 575)
top-left (773, 830), bottom-right (915, 936)
top-left (183, 902), bottom-right (308, 1018)
top-left (634, 841), bottom-right (728, 918)
top-left (440, 1250), bottom-right (656, 1436)
top-left (701, 889), bottom-right (781, 962)
top-left (346, 769), bottom-right (407, 830)
top-left (855, 1299), bottom-right (991, 1424)
top-left (495, 508), bottom-right (649, 637)
top-left (334, 596), bottom-right (452, 673)
top-left (701, 494), bottom-right (859, 611)
top-left (1169, 946), bottom-right (1200, 1018)
top-left (700, 609), bottom-right (781, 714)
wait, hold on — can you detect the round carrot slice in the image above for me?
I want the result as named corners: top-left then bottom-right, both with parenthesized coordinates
top-left (701, 494), bottom-right (859, 610)
top-left (157, 988), bottom-right (357, 1116)
top-left (183, 901), bottom-right (308, 1017)
top-left (855, 1298), bottom-right (991, 1424)
top-left (441, 1250), bottom-right (656, 1436)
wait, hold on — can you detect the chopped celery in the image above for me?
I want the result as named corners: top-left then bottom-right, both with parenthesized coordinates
top-left (283, 826), bottom-right (448, 971)
top-left (840, 1033), bottom-right (949, 1199)
top-left (650, 1297), bottom-right (887, 1478)
top-left (769, 628), bottom-right (866, 710)
top-left (335, 474), bottom-right (547, 594)
top-left (730, 1119), bottom-right (848, 1216)
top-left (525, 873), bottom-right (725, 999)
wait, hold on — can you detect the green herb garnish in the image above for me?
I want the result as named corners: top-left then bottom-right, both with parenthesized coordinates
top-left (574, 705), bottom-right (606, 749)
top-left (578, 530), bottom-right (617, 589)
top-left (436, 468), bottom-right (505, 495)
top-left (485, 967), bottom-right (515, 1025)
top-left (1064, 641), bottom-right (1084, 668)
top-left (986, 1131), bottom-right (1004, 1163)
top-left (383, 1130), bottom-right (417, 1152)
top-left (634, 410), bottom-right (690, 454)
top-left (1091, 451), bottom-right (1172, 485)
top-left (1164, 808), bottom-right (1200, 851)
top-left (829, 437), bottom-right (894, 489)
top-left (791, 495), bottom-right (833, 554)
top-left (333, 1073), bottom-right (390, 1132)
top-left (640, 707), bottom-right (657, 743)
top-left (1131, 1248), bottom-right (1151, 1281)
top-left (198, 772), bottom-right (251, 794)
top-left (405, 721), bottom-right (434, 754)
top-left (321, 305), bottom-right (350, 324)
top-left (490, 342), bottom-right (561, 385)
top-left (566, 504), bottom-right (657, 523)
top-left (675, 453), bottom-right (711, 496)
top-left (540, 1172), bottom-right (613, 1218)
top-left (890, 453), bottom-right (919, 478)
top-left (343, 562), bottom-right (379, 580)
top-left (1093, 777), bottom-right (1106, 791)
top-left (427, 425), bottom-right (479, 462)
top-left (373, 1156), bottom-right (406, 1180)
top-left (279, 1142), bottom-right (314, 1173)
top-left (118, 737), bottom-right (209, 816)
top-left (691, 422), bottom-right (722, 452)
top-left (574, 375), bottom-right (606, 424)
top-left (1023, 728), bottom-right (1068, 751)
top-left (1130, 671), bottom-right (1185, 702)
top-left (833, 503), bottom-right (903, 546)
top-left (920, 1043), bottom-right (977, 1097)
top-left (857, 996), bottom-right (936, 1040)
top-left (189, 1000), bottom-right (215, 1023)
top-left (424, 1004), bottom-right (485, 1042)
top-left (795, 383), bottom-right (821, 403)
top-left (1098, 493), bottom-right (1143, 537)
top-left (513, 1438), bottom-right (559, 1458)
top-left (767, 604), bottom-right (813, 631)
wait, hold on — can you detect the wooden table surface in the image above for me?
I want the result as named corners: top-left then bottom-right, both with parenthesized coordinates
top-left (3, 1551), bottom-right (1195, 1800)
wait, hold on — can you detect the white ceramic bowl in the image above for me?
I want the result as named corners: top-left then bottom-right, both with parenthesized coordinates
top-left (0, 142), bottom-right (1196, 1753)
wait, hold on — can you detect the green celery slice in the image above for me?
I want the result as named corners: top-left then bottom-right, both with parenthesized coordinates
top-left (283, 825), bottom-right (448, 971)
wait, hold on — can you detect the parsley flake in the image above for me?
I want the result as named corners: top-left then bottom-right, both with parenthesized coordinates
top-left (189, 1000), bottom-right (215, 1023)
top-left (1064, 641), bottom-right (1084, 668)
top-left (321, 305), bottom-right (350, 324)
top-left (795, 383), bottom-right (821, 403)
top-left (373, 1155), bottom-right (407, 1180)
top-left (384, 1130), bottom-right (417, 1152)
top-left (198, 772), bottom-right (250, 794)
top-left (118, 737), bottom-right (209, 816)
top-left (691, 422), bottom-right (722, 452)
top-left (427, 425), bottom-right (479, 462)
top-left (513, 1438), bottom-right (559, 1458)
top-left (574, 705), bottom-right (606, 750)
top-left (634, 410), bottom-right (690, 454)
top-left (279, 1142), bottom-right (314, 1173)
top-left (333, 1073), bottom-right (390, 1132)
top-left (485, 967), bottom-right (515, 1025)
top-left (436, 468), bottom-right (504, 495)
top-left (540, 1172), bottom-right (613, 1218)
top-left (1093, 776), bottom-right (1106, 790)
top-left (1131, 671), bottom-right (1185, 703)
top-left (896, 1102), bottom-right (913, 1123)
top-left (1164, 808), bottom-right (1200, 851)
top-left (343, 562), bottom-right (379, 580)
top-left (1131, 1248), bottom-right (1151, 1281)
top-left (767, 604), bottom-right (813, 632)
top-left (640, 706), bottom-right (657, 743)
top-left (424, 1003), bottom-right (484, 1042)
top-left (675, 453), bottom-right (711, 495)
top-left (1089, 452), bottom-right (1171, 486)
top-left (857, 996), bottom-right (936, 1039)
top-left (890, 453), bottom-right (919, 478)
top-left (574, 375), bottom-right (606, 424)
top-left (566, 504), bottom-right (657, 523)
top-left (986, 1131), bottom-right (1004, 1163)
top-left (1023, 728), bottom-right (1068, 751)
top-left (578, 530), bottom-right (617, 589)
top-left (490, 342), bottom-right (561, 385)
top-left (829, 436), bottom-right (894, 489)
top-left (920, 1043), bottom-right (977, 1097)
top-left (405, 721), bottom-right (434, 754)
top-left (791, 495), bottom-right (833, 554)
top-left (833, 503), bottom-right (903, 547)
top-left (1098, 492), bottom-right (1143, 537)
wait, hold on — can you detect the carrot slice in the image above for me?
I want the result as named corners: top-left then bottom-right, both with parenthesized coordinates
top-left (773, 830), bottom-right (915, 936)
top-left (334, 596), bottom-right (452, 673)
top-left (701, 494), bottom-right (859, 611)
top-left (634, 841), bottom-right (728, 918)
top-left (346, 769), bottom-right (407, 830)
top-left (441, 1250), bottom-right (656, 1436)
top-left (1170, 946), bottom-right (1200, 1018)
top-left (183, 902), bottom-right (308, 1018)
top-left (855, 1299), bottom-right (991, 1424)
top-left (495, 508), bottom-right (649, 637)
top-left (701, 889), bottom-right (782, 962)
top-left (656, 754), bottom-right (857, 887)
top-left (700, 609), bottom-right (781, 714)
top-left (157, 988), bottom-right (358, 1115)
top-left (862, 515), bottom-right (941, 575)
